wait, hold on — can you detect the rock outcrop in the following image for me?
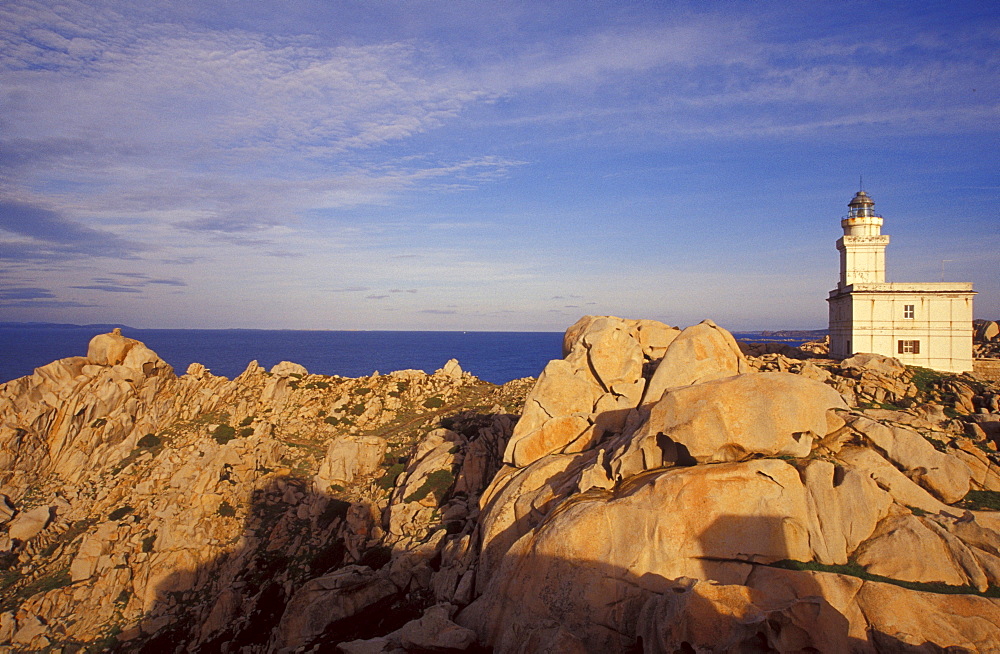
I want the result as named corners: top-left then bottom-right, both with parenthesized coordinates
top-left (0, 330), bottom-right (530, 652)
top-left (462, 316), bottom-right (1000, 653)
top-left (2, 320), bottom-right (1000, 653)
top-left (975, 319), bottom-right (1000, 359)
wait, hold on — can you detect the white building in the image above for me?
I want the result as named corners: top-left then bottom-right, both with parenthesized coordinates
top-left (827, 190), bottom-right (975, 373)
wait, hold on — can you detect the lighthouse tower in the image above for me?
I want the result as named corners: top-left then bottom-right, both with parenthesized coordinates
top-left (827, 189), bottom-right (975, 373)
top-left (837, 191), bottom-right (889, 287)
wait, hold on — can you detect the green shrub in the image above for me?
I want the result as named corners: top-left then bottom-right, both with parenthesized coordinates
top-left (404, 469), bottom-right (455, 503)
top-left (770, 558), bottom-right (1000, 598)
top-left (324, 416), bottom-right (340, 425)
top-left (354, 387), bottom-right (372, 396)
top-left (141, 535), bottom-right (156, 552)
top-left (422, 396), bottom-right (445, 409)
top-left (213, 424), bottom-right (236, 444)
top-left (217, 501), bottom-right (237, 517)
top-left (377, 463), bottom-right (406, 491)
top-left (20, 568), bottom-right (71, 597)
top-left (961, 490), bottom-right (1000, 511)
top-left (908, 366), bottom-right (945, 394)
top-left (305, 381), bottom-right (330, 389)
top-left (137, 433), bottom-right (161, 448)
top-left (239, 416), bottom-right (254, 427)
top-left (350, 403), bottom-right (366, 416)
top-left (238, 427), bottom-right (254, 438)
top-left (109, 505), bottom-right (134, 521)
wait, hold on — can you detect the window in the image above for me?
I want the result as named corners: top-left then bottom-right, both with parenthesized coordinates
top-left (903, 304), bottom-right (914, 319)
top-left (897, 340), bottom-right (920, 354)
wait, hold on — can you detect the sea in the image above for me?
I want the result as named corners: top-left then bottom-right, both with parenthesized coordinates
top-left (0, 325), bottom-right (822, 386)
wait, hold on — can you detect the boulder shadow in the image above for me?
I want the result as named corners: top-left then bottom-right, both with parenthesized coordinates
top-left (467, 470), bottom-right (954, 652)
top-left (117, 478), bottom-right (419, 654)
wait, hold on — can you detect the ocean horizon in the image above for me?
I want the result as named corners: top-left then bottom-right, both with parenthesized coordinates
top-left (0, 324), bottom-right (825, 386)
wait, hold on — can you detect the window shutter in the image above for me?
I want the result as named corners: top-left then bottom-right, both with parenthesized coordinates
top-left (914, 341), bottom-right (920, 354)
top-left (898, 340), bottom-right (904, 354)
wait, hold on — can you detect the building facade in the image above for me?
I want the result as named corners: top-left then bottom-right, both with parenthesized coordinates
top-left (827, 190), bottom-right (975, 373)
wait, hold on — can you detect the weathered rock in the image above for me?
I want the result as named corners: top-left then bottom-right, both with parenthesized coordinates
top-left (800, 458), bottom-right (892, 565)
top-left (392, 603), bottom-right (476, 650)
top-left (270, 360), bottom-right (308, 377)
top-left (745, 566), bottom-right (1000, 651)
top-left (3, 318), bottom-right (998, 654)
top-left (580, 318), bottom-right (644, 391)
top-left (854, 574), bottom-right (1000, 650)
top-left (86, 328), bottom-right (136, 366)
top-left (855, 511), bottom-right (988, 590)
top-left (503, 359), bottom-right (601, 466)
top-left (840, 352), bottom-right (907, 377)
top-left (436, 359), bottom-right (463, 379)
top-left (638, 577), bottom-right (855, 654)
top-left (848, 414), bottom-right (971, 503)
top-left (633, 319), bottom-right (680, 360)
top-left (7, 505), bottom-right (52, 542)
top-left (11, 614), bottom-right (48, 648)
top-left (613, 372), bottom-right (846, 475)
top-left (835, 446), bottom-right (951, 515)
top-left (394, 428), bottom-right (461, 508)
top-left (315, 435), bottom-right (387, 489)
top-left (69, 521), bottom-right (119, 581)
top-left (503, 414), bottom-right (591, 467)
top-left (977, 320), bottom-right (1000, 342)
top-left (642, 319), bottom-right (749, 406)
top-left (476, 453), bottom-right (594, 593)
top-left (272, 566), bottom-right (397, 651)
top-left (0, 495), bottom-right (14, 524)
top-left (0, 611), bottom-right (15, 643)
top-left (462, 459), bottom-right (820, 652)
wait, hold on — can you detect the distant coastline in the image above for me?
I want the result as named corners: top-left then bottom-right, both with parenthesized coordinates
top-left (0, 321), bottom-right (132, 330)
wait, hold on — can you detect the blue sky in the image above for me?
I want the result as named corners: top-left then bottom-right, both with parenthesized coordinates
top-left (1, 0), bottom-right (997, 330)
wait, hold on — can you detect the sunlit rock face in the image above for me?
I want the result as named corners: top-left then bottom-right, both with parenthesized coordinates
top-left (0, 330), bottom-right (531, 651)
top-left (2, 322), bottom-right (1000, 653)
top-left (461, 316), bottom-right (1000, 654)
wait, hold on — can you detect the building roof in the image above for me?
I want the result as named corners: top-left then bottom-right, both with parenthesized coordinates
top-left (848, 190), bottom-right (874, 207)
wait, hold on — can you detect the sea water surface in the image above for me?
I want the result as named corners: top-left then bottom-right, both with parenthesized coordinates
top-left (0, 326), bottom-right (565, 385)
top-left (0, 325), bottom-right (820, 386)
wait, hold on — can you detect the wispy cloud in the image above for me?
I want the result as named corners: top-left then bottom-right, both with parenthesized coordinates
top-left (70, 284), bottom-right (142, 293)
top-left (0, 2), bottom-right (995, 326)
top-left (0, 200), bottom-right (141, 260)
top-left (0, 286), bottom-right (56, 300)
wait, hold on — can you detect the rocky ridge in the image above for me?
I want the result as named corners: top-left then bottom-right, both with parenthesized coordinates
top-left (1, 320), bottom-right (999, 652)
top-left (975, 320), bottom-right (1000, 359)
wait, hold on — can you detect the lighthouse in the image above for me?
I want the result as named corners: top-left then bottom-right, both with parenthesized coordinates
top-left (827, 190), bottom-right (975, 373)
